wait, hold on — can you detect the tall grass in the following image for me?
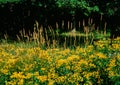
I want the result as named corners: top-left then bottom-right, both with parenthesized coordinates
top-left (13, 16), bottom-right (110, 49)
top-left (0, 16), bottom-right (120, 85)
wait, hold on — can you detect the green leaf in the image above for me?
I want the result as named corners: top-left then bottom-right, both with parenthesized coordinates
top-left (0, 0), bottom-right (21, 4)
top-left (93, 6), bottom-right (99, 12)
top-left (108, 9), bottom-right (115, 16)
top-left (38, 2), bottom-right (42, 7)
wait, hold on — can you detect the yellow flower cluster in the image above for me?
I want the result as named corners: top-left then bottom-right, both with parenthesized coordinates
top-left (0, 38), bottom-right (120, 85)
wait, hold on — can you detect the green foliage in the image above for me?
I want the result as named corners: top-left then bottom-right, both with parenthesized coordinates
top-left (93, 6), bottom-right (99, 12)
top-left (0, 0), bottom-right (119, 16)
top-left (56, 0), bottom-right (92, 15)
top-left (0, 0), bottom-right (21, 4)
top-left (56, 0), bottom-right (79, 8)
top-left (56, 0), bottom-right (119, 16)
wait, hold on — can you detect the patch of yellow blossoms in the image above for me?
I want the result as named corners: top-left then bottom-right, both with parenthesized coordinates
top-left (0, 38), bottom-right (120, 85)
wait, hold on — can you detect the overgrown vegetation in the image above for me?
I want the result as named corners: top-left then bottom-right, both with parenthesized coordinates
top-left (0, 0), bottom-right (120, 40)
top-left (0, 37), bottom-right (120, 85)
top-left (0, 1), bottom-right (120, 84)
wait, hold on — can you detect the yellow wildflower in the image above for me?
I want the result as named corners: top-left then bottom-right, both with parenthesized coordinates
top-left (84, 72), bottom-right (93, 79)
top-left (10, 72), bottom-right (25, 79)
top-left (41, 67), bottom-right (46, 71)
top-left (48, 72), bottom-right (57, 80)
top-left (24, 64), bottom-right (33, 71)
top-left (67, 56), bottom-right (74, 61)
top-left (117, 55), bottom-right (120, 59)
top-left (6, 80), bottom-right (17, 85)
top-left (78, 59), bottom-right (88, 66)
top-left (34, 72), bottom-right (39, 76)
top-left (66, 65), bottom-right (70, 70)
top-left (37, 75), bottom-right (47, 82)
top-left (94, 71), bottom-right (100, 78)
top-left (76, 47), bottom-right (85, 53)
top-left (112, 44), bottom-right (119, 49)
top-left (49, 68), bottom-right (55, 73)
top-left (56, 76), bottom-right (66, 83)
top-left (1, 69), bottom-right (9, 75)
top-left (48, 79), bottom-right (55, 85)
top-left (67, 55), bottom-right (80, 62)
top-left (18, 79), bottom-right (24, 85)
top-left (109, 59), bottom-right (116, 67)
top-left (87, 45), bottom-right (93, 52)
top-left (0, 59), bottom-right (3, 63)
top-left (56, 59), bottom-right (66, 68)
top-left (108, 71), bottom-right (115, 77)
top-left (89, 54), bottom-right (95, 59)
top-left (25, 73), bottom-right (33, 79)
top-left (6, 58), bottom-right (18, 67)
top-left (89, 63), bottom-right (96, 68)
top-left (72, 72), bottom-right (83, 82)
top-left (96, 53), bottom-right (107, 59)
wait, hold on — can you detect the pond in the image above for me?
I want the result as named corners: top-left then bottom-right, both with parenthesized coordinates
top-left (46, 32), bottom-right (109, 48)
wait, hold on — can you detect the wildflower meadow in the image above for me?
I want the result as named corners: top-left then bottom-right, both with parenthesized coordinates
top-left (1, 0), bottom-right (120, 85)
top-left (0, 37), bottom-right (120, 85)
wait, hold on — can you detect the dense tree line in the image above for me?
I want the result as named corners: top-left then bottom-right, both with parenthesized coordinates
top-left (0, 0), bottom-right (120, 40)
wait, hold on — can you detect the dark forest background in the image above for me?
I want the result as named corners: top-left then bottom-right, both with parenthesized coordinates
top-left (0, 0), bottom-right (120, 41)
